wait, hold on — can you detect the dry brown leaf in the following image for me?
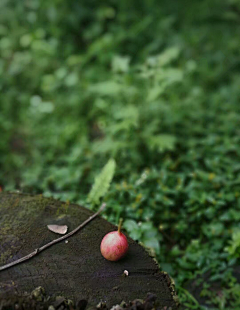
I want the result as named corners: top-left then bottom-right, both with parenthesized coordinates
top-left (47, 224), bottom-right (68, 235)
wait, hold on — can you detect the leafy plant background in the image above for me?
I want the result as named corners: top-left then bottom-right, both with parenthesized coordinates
top-left (1, 0), bottom-right (240, 309)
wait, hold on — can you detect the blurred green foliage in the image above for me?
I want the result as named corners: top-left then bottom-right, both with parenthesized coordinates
top-left (1, 0), bottom-right (240, 308)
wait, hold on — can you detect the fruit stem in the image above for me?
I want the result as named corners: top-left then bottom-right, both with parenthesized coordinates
top-left (118, 218), bottom-right (123, 234)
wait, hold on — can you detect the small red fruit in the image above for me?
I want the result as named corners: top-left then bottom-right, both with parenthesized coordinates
top-left (100, 219), bottom-right (128, 261)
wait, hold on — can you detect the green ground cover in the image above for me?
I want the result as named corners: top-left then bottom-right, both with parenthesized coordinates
top-left (1, 0), bottom-right (240, 308)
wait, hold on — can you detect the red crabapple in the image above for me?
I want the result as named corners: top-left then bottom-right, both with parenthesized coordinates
top-left (100, 219), bottom-right (128, 261)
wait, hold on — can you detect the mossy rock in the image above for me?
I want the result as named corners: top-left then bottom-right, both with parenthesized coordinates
top-left (0, 192), bottom-right (178, 309)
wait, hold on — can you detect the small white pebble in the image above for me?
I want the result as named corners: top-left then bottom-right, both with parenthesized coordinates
top-left (123, 270), bottom-right (129, 276)
top-left (65, 240), bottom-right (68, 244)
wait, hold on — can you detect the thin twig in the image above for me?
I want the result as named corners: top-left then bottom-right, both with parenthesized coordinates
top-left (0, 203), bottom-right (106, 272)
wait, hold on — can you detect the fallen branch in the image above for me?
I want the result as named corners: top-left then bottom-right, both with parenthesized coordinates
top-left (0, 203), bottom-right (106, 272)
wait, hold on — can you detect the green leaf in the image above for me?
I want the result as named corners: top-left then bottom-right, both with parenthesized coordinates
top-left (123, 219), bottom-right (142, 240)
top-left (147, 134), bottom-right (176, 152)
top-left (87, 158), bottom-right (116, 205)
top-left (142, 237), bottom-right (160, 255)
top-left (112, 55), bottom-right (130, 73)
top-left (225, 229), bottom-right (240, 257)
top-left (147, 84), bottom-right (166, 102)
top-left (89, 81), bottom-right (122, 96)
top-left (157, 46), bottom-right (181, 66)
